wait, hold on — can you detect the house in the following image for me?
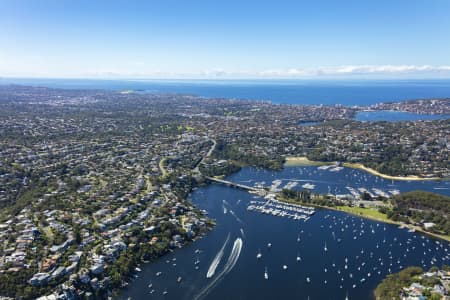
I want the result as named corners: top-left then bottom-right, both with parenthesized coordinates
top-left (29, 273), bottom-right (51, 286)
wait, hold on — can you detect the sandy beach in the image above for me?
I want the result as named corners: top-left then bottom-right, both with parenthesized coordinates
top-left (342, 162), bottom-right (443, 181)
top-left (284, 156), bottom-right (444, 181)
top-left (284, 156), bottom-right (331, 166)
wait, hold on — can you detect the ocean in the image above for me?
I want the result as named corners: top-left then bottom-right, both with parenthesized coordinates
top-left (1, 78), bottom-right (450, 106)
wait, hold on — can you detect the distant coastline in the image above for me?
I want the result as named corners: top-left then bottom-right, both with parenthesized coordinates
top-left (284, 156), bottom-right (444, 181)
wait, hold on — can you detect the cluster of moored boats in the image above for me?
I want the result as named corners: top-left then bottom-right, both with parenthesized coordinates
top-left (318, 164), bottom-right (344, 172)
top-left (345, 186), bottom-right (399, 198)
top-left (247, 198), bottom-right (315, 220)
top-left (251, 213), bottom-right (449, 300)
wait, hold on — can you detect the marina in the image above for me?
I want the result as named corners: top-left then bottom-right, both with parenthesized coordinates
top-left (118, 166), bottom-right (450, 300)
top-left (246, 198), bottom-right (315, 220)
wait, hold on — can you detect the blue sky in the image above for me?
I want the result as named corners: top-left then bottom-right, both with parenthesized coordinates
top-left (1, 0), bottom-right (450, 79)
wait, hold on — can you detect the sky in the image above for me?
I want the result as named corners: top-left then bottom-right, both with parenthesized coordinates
top-left (1, 0), bottom-right (450, 79)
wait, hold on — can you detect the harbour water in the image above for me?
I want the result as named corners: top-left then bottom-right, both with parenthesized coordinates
top-left (354, 110), bottom-right (450, 122)
top-left (118, 166), bottom-right (450, 300)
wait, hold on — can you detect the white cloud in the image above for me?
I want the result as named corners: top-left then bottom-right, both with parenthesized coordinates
top-left (2, 65), bottom-right (450, 79)
top-left (317, 65), bottom-right (450, 75)
top-left (193, 65), bottom-right (450, 79)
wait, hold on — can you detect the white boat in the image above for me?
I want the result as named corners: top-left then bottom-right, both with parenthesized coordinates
top-left (256, 250), bottom-right (262, 259)
top-left (264, 267), bottom-right (269, 280)
top-left (283, 265), bottom-right (288, 270)
top-left (297, 255), bottom-right (301, 262)
top-left (302, 183), bottom-right (315, 189)
top-left (177, 276), bottom-right (182, 283)
top-left (267, 243), bottom-right (272, 248)
top-left (306, 277), bottom-right (311, 283)
top-left (156, 272), bottom-right (162, 276)
top-left (135, 267), bottom-right (142, 272)
top-left (324, 242), bottom-right (328, 252)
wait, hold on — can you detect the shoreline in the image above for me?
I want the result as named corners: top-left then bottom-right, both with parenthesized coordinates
top-left (277, 195), bottom-right (450, 242)
top-left (329, 206), bottom-right (450, 242)
top-left (284, 156), bottom-right (445, 181)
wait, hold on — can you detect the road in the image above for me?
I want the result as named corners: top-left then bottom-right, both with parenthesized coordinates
top-left (193, 138), bottom-right (216, 174)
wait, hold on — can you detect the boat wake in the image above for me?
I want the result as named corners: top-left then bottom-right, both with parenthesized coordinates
top-left (195, 237), bottom-right (243, 300)
top-left (240, 228), bottom-right (245, 238)
top-left (206, 233), bottom-right (230, 278)
top-left (229, 209), bottom-right (244, 225)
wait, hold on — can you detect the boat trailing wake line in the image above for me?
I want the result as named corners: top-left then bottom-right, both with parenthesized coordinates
top-left (229, 209), bottom-right (244, 225)
top-left (206, 233), bottom-right (230, 278)
top-left (222, 238), bottom-right (243, 274)
top-left (195, 237), bottom-right (243, 300)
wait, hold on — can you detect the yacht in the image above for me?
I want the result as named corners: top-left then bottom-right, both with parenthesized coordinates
top-left (283, 265), bottom-right (288, 270)
top-left (267, 243), bottom-right (272, 248)
top-left (306, 277), bottom-right (311, 283)
top-left (264, 267), bottom-right (269, 280)
top-left (256, 249), bottom-right (262, 259)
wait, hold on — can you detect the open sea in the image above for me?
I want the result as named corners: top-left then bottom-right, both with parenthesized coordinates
top-left (2, 78), bottom-right (450, 106)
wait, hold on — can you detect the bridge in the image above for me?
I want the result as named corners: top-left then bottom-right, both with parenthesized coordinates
top-left (205, 176), bottom-right (267, 194)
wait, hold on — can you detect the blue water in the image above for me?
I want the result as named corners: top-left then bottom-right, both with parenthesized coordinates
top-left (118, 166), bottom-right (449, 300)
top-left (228, 166), bottom-right (450, 196)
top-left (2, 78), bottom-right (450, 106)
top-left (355, 110), bottom-right (450, 122)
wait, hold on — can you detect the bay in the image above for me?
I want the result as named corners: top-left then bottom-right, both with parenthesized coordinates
top-left (118, 166), bottom-right (450, 300)
top-left (354, 110), bottom-right (450, 122)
